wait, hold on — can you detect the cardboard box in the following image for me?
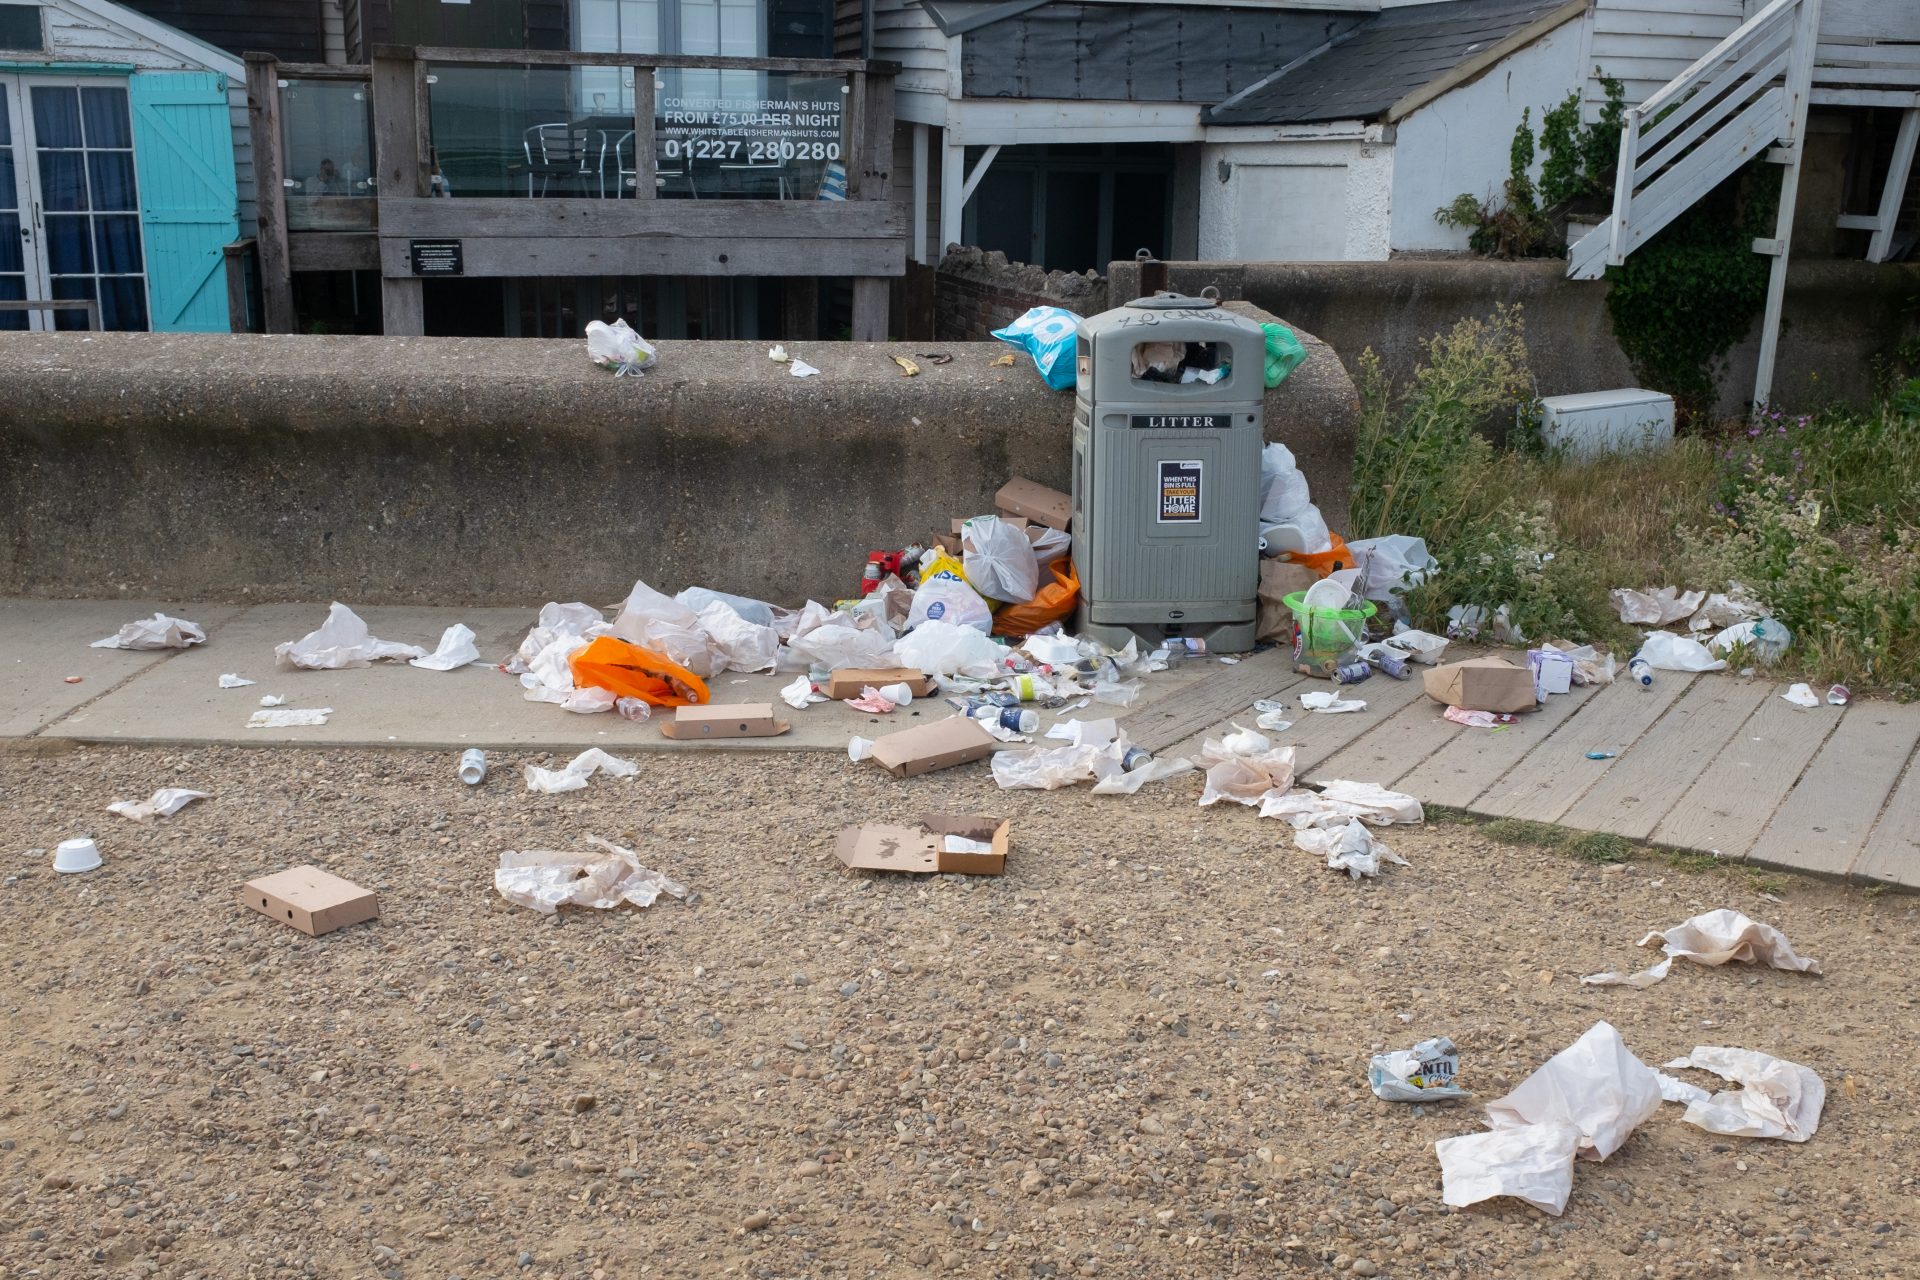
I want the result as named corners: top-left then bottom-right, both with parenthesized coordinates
top-left (239, 865), bottom-right (379, 937)
top-left (660, 702), bottom-right (791, 739)
top-left (994, 477), bottom-right (1073, 531)
top-left (868, 716), bottom-right (997, 777)
top-left (823, 667), bottom-right (936, 700)
top-left (834, 814), bottom-right (1010, 876)
top-left (933, 533), bottom-right (962, 557)
top-left (1423, 656), bottom-right (1538, 714)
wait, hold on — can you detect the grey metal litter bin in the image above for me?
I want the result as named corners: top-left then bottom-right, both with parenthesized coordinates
top-left (1070, 292), bottom-right (1265, 653)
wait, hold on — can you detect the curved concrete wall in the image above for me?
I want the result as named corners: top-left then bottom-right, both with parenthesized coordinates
top-left (0, 314), bottom-right (1355, 605)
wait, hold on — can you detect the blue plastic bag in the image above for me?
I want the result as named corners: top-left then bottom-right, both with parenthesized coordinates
top-left (992, 306), bottom-right (1082, 391)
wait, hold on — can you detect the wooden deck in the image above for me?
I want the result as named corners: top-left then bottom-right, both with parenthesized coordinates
top-left (1119, 646), bottom-right (1920, 890)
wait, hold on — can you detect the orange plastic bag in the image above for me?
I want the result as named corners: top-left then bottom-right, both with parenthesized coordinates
top-left (1282, 532), bottom-right (1352, 579)
top-left (569, 635), bottom-right (710, 707)
top-left (993, 556), bottom-right (1080, 637)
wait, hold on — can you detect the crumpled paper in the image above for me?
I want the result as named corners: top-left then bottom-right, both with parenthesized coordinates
top-left (107, 787), bottom-right (209, 821)
top-left (92, 613), bottom-right (206, 650)
top-left (410, 623), bottom-right (482, 671)
top-left (1196, 736), bottom-right (1297, 807)
top-left (791, 358), bottom-right (820, 378)
top-left (1663, 1047), bottom-right (1825, 1142)
top-left (1611, 586), bottom-right (1705, 627)
top-left (258, 694), bottom-right (287, 707)
top-left (1581, 908), bottom-right (1821, 989)
top-left (275, 603), bottom-right (427, 670)
top-left (248, 707), bottom-right (332, 728)
top-left (1045, 717), bottom-right (1119, 747)
top-left (1296, 818), bottom-right (1407, 878)
top-left (845, 687), bottom-right (897, 714)
top-left (523, 747), bottom-right (639, 794)
top-left (1369, 1036), bottom-right (1469, 1102)
top-left (781, 675), bottom-right (825, 709)
top-left (494, 837), bottom-right (686, 914)
top-left (218, 673), bottom-right (255, 688)
top-left (1089, 753), bottom-right (1195, 796)
top-left (515, 603), bottom-right (616, 712)
top-left (1782, 682), bottom-right (1819, 708)
top-left (1438, 1022), bottom-right (1661, 1216)
top-left (1301, 690), bottom-right (1366, 714)
top-left (1259, 780), bottom-right (1423, 828)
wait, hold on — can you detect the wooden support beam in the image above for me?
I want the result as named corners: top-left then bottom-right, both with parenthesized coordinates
top-left (371, 51), bottom-right (427, 202)
top-left (1867, 106), bottom-right (1920, 262)
top-left (911, 122), bottom-right (928, 264)
top-left (630, 67), bottom-right (655, 200)
top-left (382, 276), bottom-right (424, 336)
top-left (244, 53), bottom-right (295, 334)
top-left (851, 277), bottom-right (889, 341)
top-left (860, 71), bottom-right (894, 203)
top-left (1753, 0), bottom-right (1825, 413)
top-left (939, 137), bottom-right (964, 256)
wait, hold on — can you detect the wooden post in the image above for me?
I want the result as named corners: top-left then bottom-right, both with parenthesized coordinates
top-left (631, 67), bottom-right (656, 200)
top-left (1867, 107), bottom-right (1920, 263)
top-left (849, 72), bottom-right (893, 341)
top-left (911, 121), bottom-right (928, 264)
top-left (940, 135), bottom-right (963, 257)
top-left (222, 239), bottom-right (255, 332)
top-left (244, 54), bottom-right (295, 333)
top-left (782, 276), bottom-right (818, 340)
top-left (1751, 0), bottom-right (1823, 412)
top-left (371, 49), bottom-right (428, 335)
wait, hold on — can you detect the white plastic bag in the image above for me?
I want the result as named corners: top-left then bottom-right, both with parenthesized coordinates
top-left (786, 621), bottom-right (896, 672)
top-left (677, 586), bottom-right (775, 628)
top-left (1347, 535), bottom-right (1437, 602)
top-left (1588, 908), bottom-right (1823, 988)
top-left (895, 620), bottom-right (1003, 677)
top-left (107, 788), bottom-right (209, 821)
top-left (410, 623), bottom-right (481, 671)
top-left (1437, 1122), bottom-right (1581, 1215)
top-left (611, 578), bottom-right (716, 677)
top-left (1295, 819), bottom-right (1407, 879)
top-left (961, 515), bottom-right (1041, 604)
top-left (907, 576), bottom-right (993, 633)
top-left (1663, 1047), bottom-right (1825, 1142)
top-left (1707, 617), bottom-right (1792, 664)
top-left (495, 837), bottom-right (683, 913)
top-left (92, 613), bottom-right (206, 650)
top-left (991, 741), bottom-right (1105, 791)
top-left (1484, 1021), bottom-right (1662, 1162)
top-left (1259, 442), bottom-right (1312, 522)
top-left (585, 318), bottom-right (656, 376)
top-left (1636, 630), bottom-right (1726, 672)
top-left (1028, 526), bottom-right (1072, 569)
top-left (523, 747), bottom-right (639, 794)
top-left (275, 603), bottom-right (427, 670)
top-left (1611, 586), bottom-right (1704, 626)
top-left (696, 601), bottom-right (780, 674)
top-left (1197, 739), bottom-right (1296, 806)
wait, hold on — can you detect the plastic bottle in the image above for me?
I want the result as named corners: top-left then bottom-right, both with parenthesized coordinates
top-left (1167, 637), bottom-right (1207, 655)
top-left (973, 705), bottom-right (1037, 734)
top-left (1628, 654), bottom-right (1654, 689)
top-left (457, 748), bottom-right (487, 786)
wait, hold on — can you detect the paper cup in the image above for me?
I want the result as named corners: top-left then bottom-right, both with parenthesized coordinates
top-left (53, 837), bottom-right (102, 874)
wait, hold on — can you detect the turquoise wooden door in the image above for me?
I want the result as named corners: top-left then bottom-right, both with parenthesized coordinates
top-left (128, 72), bottom-right (236, 332)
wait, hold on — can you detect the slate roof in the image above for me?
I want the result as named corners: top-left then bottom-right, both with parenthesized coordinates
top-left (1206, 0), bottom-right (1577, 126)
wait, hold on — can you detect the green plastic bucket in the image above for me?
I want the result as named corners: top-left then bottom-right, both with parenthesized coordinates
top-left (1283, 591), bottom-right (1376, 665)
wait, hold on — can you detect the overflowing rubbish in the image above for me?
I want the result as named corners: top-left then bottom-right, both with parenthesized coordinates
top-left (410, 623), bottom-right (482, 671)
top-left (458, 748), bottom-right (487, 786)
top-left (240, 865), bottom-right (380, 935)
top-left (585, 318), bottom-right (656, 376)
top-left (571, 635), bottom-right (709, 707)
top-left (523, 748), bottom-right (640, 794)
top-left (495, 838), bottom-right (685, 914)
top-left (1346, 535), bottom-right (1436, 602)
top-left (92, 613), bottom-right (205, 650)
top-left (1261, 443), bottom-right (1334, 558)
top-left (248, 707), bottom-right (332, 728)
top-left (1438, 1022), bottom-right (1661, 1215)
top-left (1369, 1037), bottom-right (1469, 1103)
top-left (1662, 1047), bottom-right (1825, 1142)
top-left (218, 673), bottom-right (255, 689)
top-left (991, 306), bottom-right (1082, 391)
top-left (1581, 908), bottom-right (1821, 989)
top-left (836, 815), bottom-right (1010, 876)
top-left (1610, 586), bottom-right (1704, 627)
top-left (1260, 321), bottom-right (1306, 388)
top-left (107, 788), bottom-right (209, 821)
top-left (961, 515), bottom-right (1041, 604)
top-left (276, 603), bottom-right (427, 670)
top-left (52, 838), bottom-right (102, 874)
top-left (1424, 656), bottom-right (1537, 713)
top-left (1782, 682), bottom-right (1819, 708)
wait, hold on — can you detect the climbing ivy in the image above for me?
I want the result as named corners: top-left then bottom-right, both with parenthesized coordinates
top-left (1603, 162), bottom-right (1780, 423)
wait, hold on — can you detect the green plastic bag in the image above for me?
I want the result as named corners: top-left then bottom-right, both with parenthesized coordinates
top-left (1262, 322), bottom-right (1306, 389)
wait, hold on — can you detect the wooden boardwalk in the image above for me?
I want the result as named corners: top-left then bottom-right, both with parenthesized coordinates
top-left (1120, 647), bottom-right (1920, 890)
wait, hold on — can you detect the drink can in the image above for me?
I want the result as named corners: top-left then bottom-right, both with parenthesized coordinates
top-left (1121, 745), bottom-right (1153, 772)
top-left (1335, 660), bottom-right (1372, 685)
top-left (1367, 648), bottom-right (1410, 680)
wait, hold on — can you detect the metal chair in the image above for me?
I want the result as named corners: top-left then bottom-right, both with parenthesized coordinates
top-left (614, 130), bottom-right (697, 198)
top-left (522, 124), bottom-right (607, 197)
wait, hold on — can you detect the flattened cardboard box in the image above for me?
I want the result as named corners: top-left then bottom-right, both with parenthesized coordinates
top-left (823, 667), bottom-right (936, 700)
top-left (835, 814), bottom-right (1011, 876)
top-left (869, 716), bottom-right (996, 777)
top-left (661, 702), bottom-right (791, 739)
top-left (1423, 656), bottom-right (1538, 714)
top-left (995, 477), bottom-right (1073, 531)
top-left (240, 865), bottom-right (379, 937)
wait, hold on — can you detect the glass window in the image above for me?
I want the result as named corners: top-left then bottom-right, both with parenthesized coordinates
top-left (0, 3), bottom-right (41, 51)
top-left (31, 84), bottom-right (146, 332)
top-left (31, 86), bottom-right (81, 149)
top-left (80, 87), bottom-right (132, 149)
top-left (280, 79), bottom-right (377, 231)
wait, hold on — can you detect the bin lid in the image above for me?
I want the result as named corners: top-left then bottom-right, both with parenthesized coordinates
top-left (1125, 291), bottom-right (1219, 311)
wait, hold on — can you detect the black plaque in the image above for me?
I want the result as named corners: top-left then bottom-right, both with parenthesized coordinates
top-left (409, 239), bottom-right (464, 276)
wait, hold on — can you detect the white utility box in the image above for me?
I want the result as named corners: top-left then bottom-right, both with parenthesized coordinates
top-left (1537, 388), bottom-right (1675, 456)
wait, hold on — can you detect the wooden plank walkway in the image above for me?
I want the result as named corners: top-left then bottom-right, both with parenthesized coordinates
top-left (1156, 649), bottom-right (1920, 890)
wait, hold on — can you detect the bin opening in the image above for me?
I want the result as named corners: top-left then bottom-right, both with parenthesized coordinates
top-left (1130, 340), bottom-right (1231, 386)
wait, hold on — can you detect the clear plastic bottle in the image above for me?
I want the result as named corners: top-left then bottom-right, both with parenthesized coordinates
top-left (973, 705), bottom-right (1038, 734)
top-left (1628, 655), bottom-right (1654, 689)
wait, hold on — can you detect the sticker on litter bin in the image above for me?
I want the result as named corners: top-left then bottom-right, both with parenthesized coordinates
top-left (1157, 460), bottom-right (1203, 524)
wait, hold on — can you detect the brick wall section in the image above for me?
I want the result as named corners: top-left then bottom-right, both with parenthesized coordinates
top-left (934, 247), bottom-right (1110, 342)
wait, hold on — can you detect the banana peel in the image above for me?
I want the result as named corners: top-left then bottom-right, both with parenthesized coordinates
top-left (990, 353), bottom-right (1016, 367)
top-left (892, 355), bottom-right (920, 378)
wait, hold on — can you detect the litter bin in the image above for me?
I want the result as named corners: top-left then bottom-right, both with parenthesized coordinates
top-left (1071, 291), bottom-right (1266, 652)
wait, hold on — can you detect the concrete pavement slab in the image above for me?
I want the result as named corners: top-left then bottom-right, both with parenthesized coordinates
top-left (30, 602), bottom-right (1217, 752)
top-left (0, 598), bottom-right (249, 736)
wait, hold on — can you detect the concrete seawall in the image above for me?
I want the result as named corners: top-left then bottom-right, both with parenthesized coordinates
top-left (0, 310), bottom-right (1356, 606)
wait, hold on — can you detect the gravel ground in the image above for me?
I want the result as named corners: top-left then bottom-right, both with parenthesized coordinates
top-left (1, 738), bottom-right (1916, 1280)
